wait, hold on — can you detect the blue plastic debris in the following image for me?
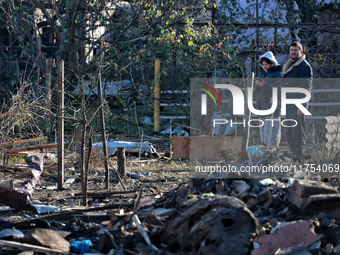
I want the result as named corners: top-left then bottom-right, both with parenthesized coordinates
top-left (70, 239), bottom-right (91, 255)
top-left (248, 146), bottom-right (264, 155)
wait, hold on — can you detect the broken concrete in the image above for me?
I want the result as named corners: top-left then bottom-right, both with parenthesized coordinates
top-left (288, 179), bottom-right (338, 208)
top-left (24, 228), bottom-right (70, 253)
top-left (252, 221), bottom-right (320, 255)
top-left (302, 193), bottom-right (340, 219)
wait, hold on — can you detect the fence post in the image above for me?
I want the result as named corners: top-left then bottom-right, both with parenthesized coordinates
top-left (117, 147), bottom-right (126, 177)
top-left (241, 72), bottom-right (254, 161)
top-left (46, 59), bottom-right (52, 133)
top-left (154, 58), bottom-right (161, 132)
top-left (57, 60), bottom-right (64, 190)
top-left (97, 69), bottom-right (110, 189)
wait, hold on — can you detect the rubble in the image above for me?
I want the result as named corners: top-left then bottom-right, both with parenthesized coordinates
top-left (0, 142), bottom-right (340, 255)
top-left (24, 228), bottom-right (71, 253)
top-left (302, 194), bottom-right (340, 219)
top-left (288, 179), bottom-right (338, 208)
top-left (159, 195), bottom-right (258, 254)
top-left (252, 221), bottom-right (320, 255)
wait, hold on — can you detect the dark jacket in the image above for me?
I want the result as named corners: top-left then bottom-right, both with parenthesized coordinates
top-left (282, 55), bottom-right (313, 111)
top-left (255, 65), bottom-right (282, 117)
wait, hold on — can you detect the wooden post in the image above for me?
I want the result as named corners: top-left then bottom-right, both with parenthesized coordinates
top-left (80, 79), bottom-right (87, 205)
top-left (246, 72), bottom-right (254, 150)
top-left (241, 73), bottom-right (254, 161)
top-left (117, 147), bottom-right (126, 177)
top-left (36, 28), bottom-right (41, 87)
top-left (46, 59), bottom-right (52, 133)
top-left (9, 180), bottom-right (14, 189)
top-left (57, 60), bottom-right (64, 190)
top-left (170, 119), bottom-right (173, 159)
top-left (82, 127), bottom-right (92, 206)
top-left (154, 58), bottom-right (161, 132)
top-left (97, 69), bottom-right (110, 189)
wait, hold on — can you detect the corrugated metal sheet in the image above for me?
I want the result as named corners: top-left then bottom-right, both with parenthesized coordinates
top-left (325, 115), bottom-right (340, 151)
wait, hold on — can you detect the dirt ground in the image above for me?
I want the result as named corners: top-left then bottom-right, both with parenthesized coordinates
top-left (0, 140), bottom-right (191, 222)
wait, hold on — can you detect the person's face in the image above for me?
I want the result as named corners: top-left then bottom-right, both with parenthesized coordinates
top-left (289, 46), bottom-right (303, 60)
top-left (261, 61), bottom-right (272, 72)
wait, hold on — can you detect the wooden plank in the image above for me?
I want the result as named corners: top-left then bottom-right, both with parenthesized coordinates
top-left (0, 240), bottom-right (66, 254)
top-left (6, 143), bottom-right (58, 153)
top-left (0, 165), bottom-right (27, 171)
top-left (2, 152), bottom-right (29, 157)
top-left (74, 190), bottom-right (138, 196)
top-left (13, 203), bottom-right (133, 227)
top-left (0, 137), bottom-right (47, 147)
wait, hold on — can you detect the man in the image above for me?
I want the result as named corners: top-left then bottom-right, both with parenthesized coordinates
top-left (282, 41), bottom-right (313, 162)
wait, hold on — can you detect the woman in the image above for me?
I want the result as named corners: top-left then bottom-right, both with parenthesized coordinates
top-left (255, 51), bottom-right (282, 149)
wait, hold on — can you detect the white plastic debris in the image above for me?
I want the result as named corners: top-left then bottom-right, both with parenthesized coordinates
top-left (0, 228), bottom-right (25, 239)
top-left (93, 141), bottom-right (155, 156)
top-left (259, 178), bottom-right (276, 186)
top-left (32, 205), bottom-right (60, 214)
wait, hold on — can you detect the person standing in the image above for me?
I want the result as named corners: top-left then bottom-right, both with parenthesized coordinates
top-left (255, 51), bottom-right (282, 149)
top-left (282, 41), bottom-right (313, 161)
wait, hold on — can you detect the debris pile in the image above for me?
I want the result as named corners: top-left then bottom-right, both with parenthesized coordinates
top-left (1, 167), bottom-right (340, 255)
